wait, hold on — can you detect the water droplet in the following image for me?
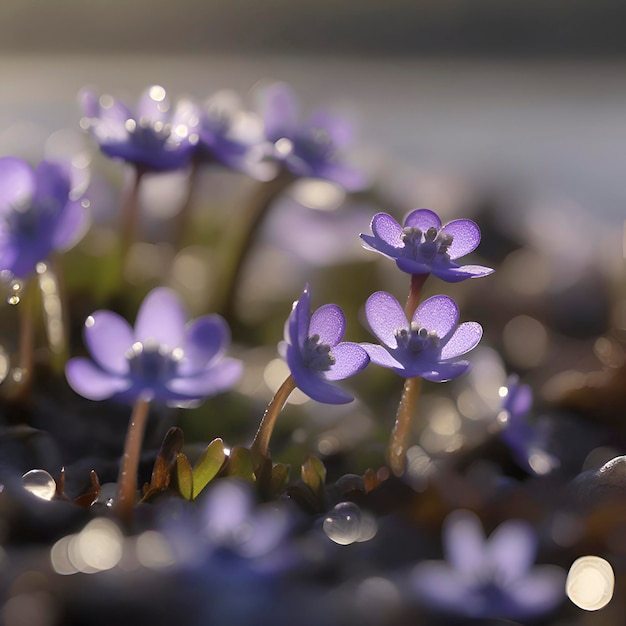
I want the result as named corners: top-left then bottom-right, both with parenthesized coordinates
top-left (566, 555), bottom-right (614, 610)
top-left (149, 85), bottom-right (166, 102)
top-left (36, 262), bottom-right (47, 275)
top-left (92, 482), bottom-right (117, 508)
top-left (11, 368), bottom-right (24, 383)
top-left (7, 279), bottom-right (22, 305)
top-left (22, 469), bottom-right (57, 501)
top-left (323, 502), bottom-right (362, 545)
top-left (7, 295), bottom-right (19, 305)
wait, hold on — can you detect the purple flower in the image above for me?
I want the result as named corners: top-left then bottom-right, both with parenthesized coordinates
top-left (412, 509), bottom-right (565, 620)
top-left (196, 90), bottom-right (272, 180)
top-left (0, 157), bottom-right (89, 279)
top-left (80, 85), bottom-right (200, 172)
top-left (360, 208), bottom-right (494, 281)
top-left (499, 376), bottom-right (559, 476)
top-left (362, 291), bottom-right (481, 381)
top-left (282, 285), bottom-right (369, 404)
top-left (66, 287), bottom-right (242, 406)
top-left (257, 82), bottom-right (365, 191)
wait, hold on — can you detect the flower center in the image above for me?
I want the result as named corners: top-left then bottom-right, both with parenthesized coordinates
top-left (125, 340), bottom-right (184, 391)
top-left (303, 333), bottom-right (336, 371)
top-left (400, 226), bottom-right (453, 261)
top-left (394, 323), bottom-right (440, 353)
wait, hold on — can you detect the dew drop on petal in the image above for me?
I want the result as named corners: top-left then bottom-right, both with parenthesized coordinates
top-left (566, 555), bottom-right (614, 611)
top-left (323, 502), bottom-right (363, 545)
top-left (22, 469), bottom-right (57, 501)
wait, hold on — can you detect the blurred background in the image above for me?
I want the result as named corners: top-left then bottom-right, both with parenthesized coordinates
top-left (1, 0), bottom-right (626, 224)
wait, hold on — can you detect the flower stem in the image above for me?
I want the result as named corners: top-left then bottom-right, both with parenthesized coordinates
top-left (387, 272), bottom-right (429, 476)
top-left (404, 272), bottom-right (428, 319)
top-left (250, 375), bottom-right (296, 458)
top-left (217, 169), bottom-right (294, 320)
top-left (388, 377), bottom-right (421, 476)
top-left (115, 397), bottom-right (151, 525)
top-left (36, 259), bottom-right (68, 374)
top-left (119, 165), bottom-right (146, 268)
top-left (172, 159), bottom-right (199, 250)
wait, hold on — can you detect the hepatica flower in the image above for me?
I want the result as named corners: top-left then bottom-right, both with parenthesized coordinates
top-left (66, 287), bottom-right (242, 405)
top-left (282, 285), bottom-right (369, 404)
top-left (499, 375), bottom-right (559, 476)
top-left (362, 291), bottom-right (481, 381)
top-left (361, 208), bottom-right (493, 281)
top-left (0, 157), bottom-right (89, 279)
top-left (196, 90), bottom-right (271, 179)
top-left (80, 85), bottom-right (200, 172)
top-left (412, 510), bottom-right (565, 620)
top-left (257, 82), bottom-right (365, 191)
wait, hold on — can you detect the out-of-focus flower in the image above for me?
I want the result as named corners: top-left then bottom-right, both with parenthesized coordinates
top-left (66, 287), bottom-right (242, 406)
top-left (360, 208), bottom-right (493, 281)
top-left (499, 375), bottom-right (559, 476)
top-left (412, 509), bottom-right (565, 620)
top-left (257, 82), bottom-right (366, 191)
top-left (0, 157), bottom-right (89, 278)
top-left (361, 291), bottom-right (481, 381)
top-left (80, 85), bottom-right (200, 172)
top-left (282, 284), bottom-right (369, 404)
top-left (196, 90), bottom-right (273, 180)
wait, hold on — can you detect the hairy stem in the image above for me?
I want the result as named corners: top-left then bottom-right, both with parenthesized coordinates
top-left (116, 397), bottom-right (151, 525)
top-left (250, 375), bottom-right (296, 458)
top-left (387, 272), bottom-right (429, 475)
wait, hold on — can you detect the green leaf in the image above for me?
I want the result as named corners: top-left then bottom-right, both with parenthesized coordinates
top-left (176, 453), bottom-right (193, 500)
top-left (270, 463), bottom-right (290, 496)
top-left (301, 454), bottom-right (326, 496)
top-left (192, 438), bottom-right (227, 499)
top-left (222, 446), bottom-right (255, 482)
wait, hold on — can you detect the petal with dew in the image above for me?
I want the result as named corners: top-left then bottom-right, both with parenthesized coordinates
top-left (432, 263), bottom-right (494, 283)
top-left (440, 322), bottom-right (482, 360)
top-left (413, 295), bottom-right (459, 342)
top-left (137, 85), bottom-right (170, 124)
top-left (167, 358), bottom-right (242, 399)
top-left (52, 199), bottom-right (90, 250)
top-left (404, 208), bottom-right (441, 231)
top-left (288, 285), bottom-right (311, 350)
top-left (487, 519), bottom-right (537, 584)
top-left (84, 310), bottom-right (134, 374)
top-left (0, 157), bottom-right (35, 216)
top-left (134, 287), bottom-right (187, 349)
top-left (309, 304), bottom-right (345, 347)
top-left (258, 82), bottom-right (299, 140)
top-left (305, 110), bottom-right (353, 147)
top-left (443, 509), bottom-right (487, 576)
top-left (370, 213), bottom-right (403, 249)
top-left (365, 291), bottom-right (407, 348)
top-left (325, 342), bottom-right (369, 381)
top-left (442, 219), bottom-right (481, 259)
top-left (361, 342), bottom-right (406, 373)
top-left (179, 314), bottom-right (230, 375)
top-left (287, 344), bottom-right (354, 404)
top-left (395, 257), bottom-right (432, 275)
top-left (65, 358), bottom-right (131, 401)
top-left (420, 360), bottom-right (471, 382)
